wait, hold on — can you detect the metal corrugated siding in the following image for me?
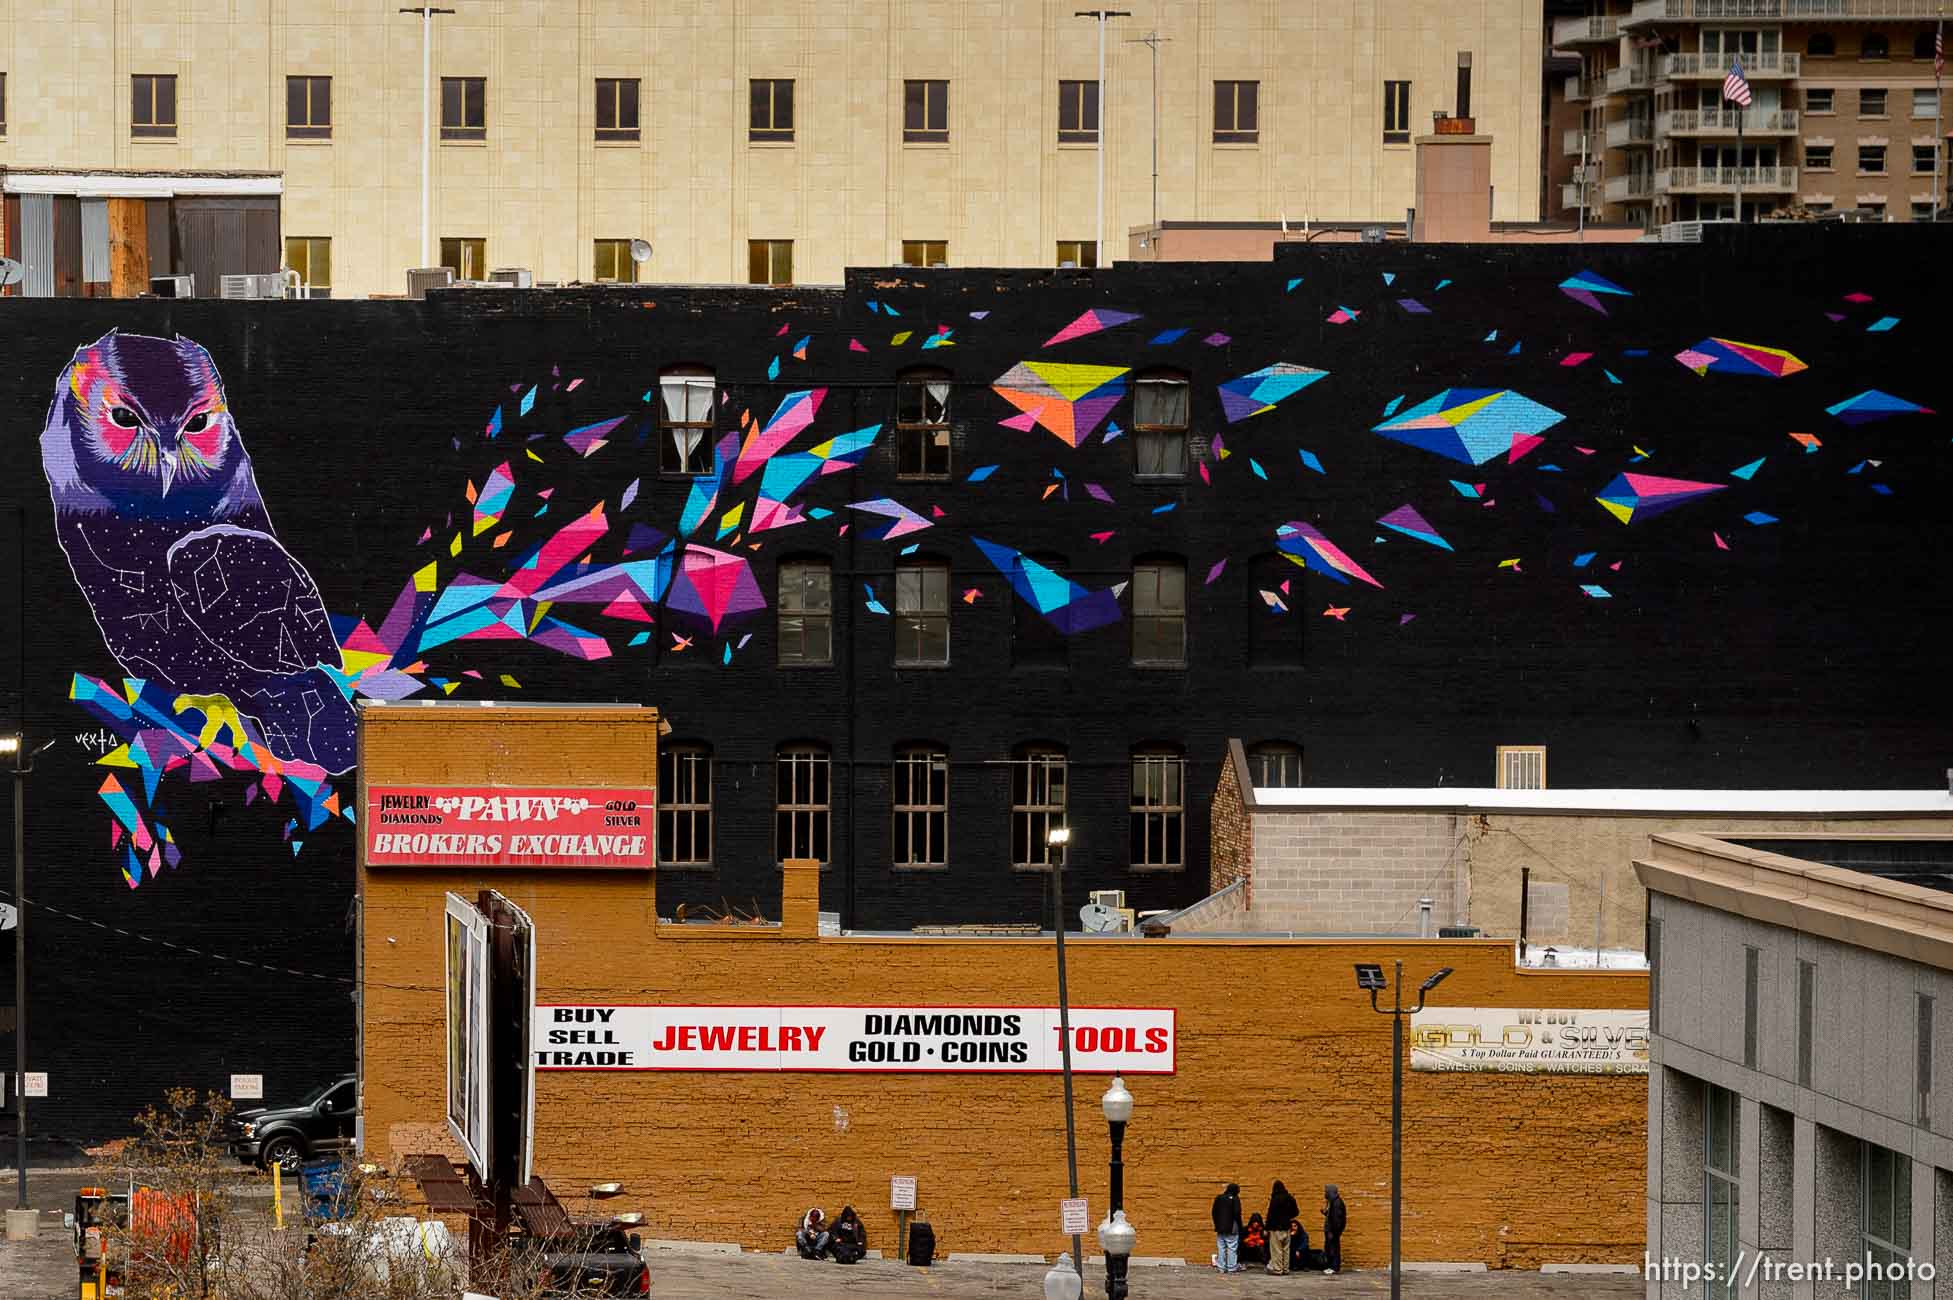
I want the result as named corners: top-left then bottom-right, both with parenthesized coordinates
top-left (80, 198), bottom-right (109, 283)
top-left (19, 193), bottom-right (52, 296)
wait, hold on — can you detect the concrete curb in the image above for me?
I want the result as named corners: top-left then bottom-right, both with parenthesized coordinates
top-left (1404, 1261), bottom-right (1489, 1272)
top-left (1543, 1263), bottom-right (1642, 1274)
top-left (947, 1252), bottom-right (1051, 1264)
top-left (651, 1240), bottom-right (742, 1256)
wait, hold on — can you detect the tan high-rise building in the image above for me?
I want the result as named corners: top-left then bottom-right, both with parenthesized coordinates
top-left (0, 1), bottom-right (1546, 298)
top-left (1551, 0), bottom-right (1948, 226)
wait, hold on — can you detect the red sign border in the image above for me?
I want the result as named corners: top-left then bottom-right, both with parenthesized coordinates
top-left (364, 783), bottom-right (657, 870)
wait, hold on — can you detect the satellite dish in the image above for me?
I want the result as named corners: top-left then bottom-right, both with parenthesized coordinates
top-left (1079, 903), bottom-right (1121, 934)
top-left (628, 239), bottom-right (653, 264)
top-left (0, 258), bottom-right (23, 286)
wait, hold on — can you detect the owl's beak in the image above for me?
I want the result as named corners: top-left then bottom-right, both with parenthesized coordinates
top-left (158, 447), bottom-right (179, 496)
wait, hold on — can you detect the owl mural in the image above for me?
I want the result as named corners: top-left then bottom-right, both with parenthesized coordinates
top-left (41, 331), bottom-right (356, 773)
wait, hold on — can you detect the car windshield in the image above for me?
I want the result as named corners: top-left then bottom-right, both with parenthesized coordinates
top-left (295, 1078), bottom-right (342, 1107)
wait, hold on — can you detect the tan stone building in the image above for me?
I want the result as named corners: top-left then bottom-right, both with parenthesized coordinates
top-left (0, 0), bottom-right (1547, 298)
top-left (1550, 0), bottom-right (1948, 227)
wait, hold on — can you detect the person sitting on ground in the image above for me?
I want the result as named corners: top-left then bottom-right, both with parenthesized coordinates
top-left (795, 1207), bottom-right (831, 1260)
top-left (830, 1205), bottom-right (868, 1265)
top-left (1265, 1181), bottom-right (1299, 1275)
top-left (1239, 1212), bottom-right (1270, 1267)
top-left (1287, 1218), bottom-right (1313, 1273)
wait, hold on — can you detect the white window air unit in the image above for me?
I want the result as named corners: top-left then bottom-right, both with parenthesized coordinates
top-left (149, 275), bottom-right (195, 298)
top-left (220, 273), bottom-right (289, 300)
top-left (1088, 890), bottom-right (1127, 911)
top-left (488, 267), bottom-right (533, 288)
top-left (407, 267), bottom-right (454, 300)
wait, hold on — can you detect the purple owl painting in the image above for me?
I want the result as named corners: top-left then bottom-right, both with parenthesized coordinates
top-left (41, 331), bottom-right (356, 773)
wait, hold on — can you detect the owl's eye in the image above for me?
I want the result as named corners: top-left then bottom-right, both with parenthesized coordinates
top-left (108, 406), bottom-right (141, 429)
top-left (183, 413), bottom-right (210, 434)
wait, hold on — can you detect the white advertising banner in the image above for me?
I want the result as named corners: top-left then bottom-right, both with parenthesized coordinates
top-left (533, 1005), bottom-right (1177, 1074)
top-left (1410, 1007), bottom-right (1649, 1075)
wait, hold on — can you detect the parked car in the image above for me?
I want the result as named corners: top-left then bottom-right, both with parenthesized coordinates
top-left (229, 1075), bottom-right (356, 1172)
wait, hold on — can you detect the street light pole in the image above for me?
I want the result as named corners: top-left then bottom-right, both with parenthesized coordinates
top-left (5, 734), bottom-right (50, 1213)
top-left (1047, 826), bottom-right (1082, 1281)
top-left (1099, 1076), bottom-right (1135, 1299)
top-left (1354, 960), bottom-right (1452, 1300)
top-left (400, 7), bottom-right (456, 269)
top-left (1077, 10), bottom-right (1131, 266)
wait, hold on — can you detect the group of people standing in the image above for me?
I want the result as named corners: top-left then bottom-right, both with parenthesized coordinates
top-left (1210, 1181), bottom-right (1347, 1276)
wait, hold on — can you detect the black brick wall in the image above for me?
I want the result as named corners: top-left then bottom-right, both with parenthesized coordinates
top-left (0, 225), bottom-right (1947, 1138)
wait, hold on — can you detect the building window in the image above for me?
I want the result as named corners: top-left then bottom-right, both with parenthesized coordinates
top-left (748, 239), bottom-right (793, 285)
top-left (1383, 79), bottom-right (1411, 144)
top-left (1056, 239), bottom-right (1097, 269)
top-left (1914, 30), bottom-right (1937, 60)
top-left (1059, 78), bottom-right (1100, 143)
top-left (1864, 200), bottom-right (1887, 219)
top-left (658, 743), bottom-right (713, 867)
top-left (1131, 558), bottom-right (1187, 666)
top-left (1010, 747), bottom-right (1067, 868)
top-left (777, 558), bottom-right (832, 666)
top-left (1912, 199), bottom-right (1935, 221)
top-left (286, 75), bottom-right (331, 139)
top-left (1805, 144), bottom-right (1834, 171)
top-left (1861, 31), bottom-right (1890, 60)
top-left (1213, 79), bottom-right (1259, 144)
top-left (1130, 748), bottom-right (1185, 870)
top-left (1808, 31), bottom-right (1836, 57)
top-left (1133, 372), bottom-right (1189, 478)
top-left (775, 745), bottom-right (830, 865)
top-left (1648, 917), bottom-right (1662, 1035)
top-left (658, 366), bottom-right (715, 475)
top-left (439, 237), bottom-right (487, 281)
top-left (0, 73), bottom-right (7, 135)
top-left (1914, 144), bottom-right (1938, 174)
top-left (903, 79), bottom-right (949, 143)
top-left (1496, 745), bottom-right (1547, 789)
top-left (894, 558), bottom-right (950, 666)
top-left (1743, 946), bottom-right (1760, 1069)
top-left (132, 74), bottom-right (178, 139)
top-left (440, 76), bottom-right (486, 140)
top-left (1861, 144), bottom-right (1888, 174)
top-left (1862, 87), bottom-right (1889, 117)
top-left (1914, 88), bottom-right (1940, 119)
top-left (892, 746), bottom-right (948, 868)
top-left (593, 239), bottom-right (637, 283)
top-left (1863, 1142), bottom-right (1914, 1292)
top-left (895, 370), bottom-right (952, 478)
top-left (284, 237), bottom-right (331, 296)
top-left (1918, 993), bottom-right (1936, 1125)
top-left (596, 78), bottom-right (640, 142)
top-left (750, 78), bottom-right (794, 142)
top-left (1806, 87), bottom-right (1834, 113)
top-left (1010, 552), bottom-right (1069, 668)
top-left (1797, 959), bottom-right (1815, 1086)
top-left (1704, 1084), bottom-right (1740, 1300)
top-left (1248, 742), bottom-right (1302, 789)
top-left (900, 240), bottom-right (947, 268)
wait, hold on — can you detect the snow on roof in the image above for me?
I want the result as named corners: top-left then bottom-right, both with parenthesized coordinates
top-left (1249, 787), bottom-right (1953, 816)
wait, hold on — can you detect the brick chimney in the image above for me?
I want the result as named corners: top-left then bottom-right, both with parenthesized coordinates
top-left (1412, 50), bottom-right (1491, 242)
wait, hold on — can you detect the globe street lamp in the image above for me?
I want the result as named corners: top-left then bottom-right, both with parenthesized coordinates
top-left (1354, 961), bottom-right (1453, 1300)
top-left (1099, 1075), bottom-right (1135, 1297)
top-left (1044, 1251), bottom-right (1085, 1300)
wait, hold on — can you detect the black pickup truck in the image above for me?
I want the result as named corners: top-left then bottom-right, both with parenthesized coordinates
top-left (536, 1223), bottom-right (650, 1296)
top-left (228, 1074), bottom-right (357, 1172)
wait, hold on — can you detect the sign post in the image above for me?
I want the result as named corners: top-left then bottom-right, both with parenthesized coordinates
top-left (891, 1175), bottom-right (916, 1260)
top-left (1060, 1197), bottom-right (1090, 1237)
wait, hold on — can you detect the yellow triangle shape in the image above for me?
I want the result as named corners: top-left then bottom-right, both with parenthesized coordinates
top-left (1024, 362), bottom-right (1131, 402)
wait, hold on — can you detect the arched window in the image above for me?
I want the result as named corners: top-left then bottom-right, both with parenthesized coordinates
top-left (658, 365), bottom-right (715, 475)
top-left (1011, 551), bottom-right (1069, 668)
top-left (777, 556), bottom-right (832, 666)
top-left (1861, 32), bottom-right (1889, 59)
top-left (1130, 745), bottom-right (1185, 869)
top-left (775, 743), bottom-right (831, 864)
top-left (1132, 370), bottom-right (1190, 479)
top-left (894, 557), bottom-right (950, 665)
top-left (1246, 552), bottom-right (1302, 668)
top-left (1011, 744), bottom-right (1068, 868)
top-left (895, 368), bottom-right (952, 479)
top-left (1806, 31), bottom-right (1835, 57)
top-left (1131, 556), bottom-right (1187, 666)
top-left (1913, 31), bottom-right (1936, 60)
top-left (658, 742), bottom-right (713, 867)
top-left (892, 745), bottom-right (949, 868)
top-left (1248, 741), bottom-right (1303, 789)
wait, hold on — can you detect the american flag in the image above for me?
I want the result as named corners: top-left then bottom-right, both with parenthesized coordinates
top-left (1722, 58), bottom-right (1753, 107)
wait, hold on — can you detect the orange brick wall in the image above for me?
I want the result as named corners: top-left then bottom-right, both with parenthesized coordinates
top-left (361, 707), bottom-right (1648, 1270)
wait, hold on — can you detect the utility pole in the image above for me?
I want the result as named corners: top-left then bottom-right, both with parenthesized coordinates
top-left (1077, 10), bottom-right (1131, 266)
top-left (400, 7), bottom-right (457, 269)
top-left (1934, 6), bottom-right (1945, 222)
top-left (1124, 29), bottom-right (1171, 231)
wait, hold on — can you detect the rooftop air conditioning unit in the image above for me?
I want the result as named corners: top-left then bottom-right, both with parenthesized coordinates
top-left (488, 267), bottom-right (533, 288)
top-left (1438, 926), bottom-right (1482, 939)
top-left (407, 267), bottom-right (454, 300)
top-left (1088, 890), bottom-right (1128, 911)
top-left (149, 274), bottom-right (195, 299)
top-left (1360, 225), bottom-right (1387, 243)
top-left (220, 273), bottom-right (289, 300)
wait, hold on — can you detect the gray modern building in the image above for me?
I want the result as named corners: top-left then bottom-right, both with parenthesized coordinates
top-left (1638, 833), bottom-right (1953, 1300)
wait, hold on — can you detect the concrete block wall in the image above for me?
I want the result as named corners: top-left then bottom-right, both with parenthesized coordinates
top-left (1236, 811), bottom-right (1459, 935)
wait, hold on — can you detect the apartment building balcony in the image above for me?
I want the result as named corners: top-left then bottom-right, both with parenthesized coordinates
top-left (1565, 74), bottom-right (1595, 102)
top-left (1659, 108), bottom-right (1800, 136)
top-left (1661, 51), bottom-right (1801, 78)
top-left (1606, 63), bottom-right (1657, 94)
top-left (1657, 164), bottom-right (1800, 192)
top-left (1606, 172), bottom-right (1657, 202)
top-left (1553, 14), bottom-right (1621, 44)
top-left (1631, 0), bottom-right (1949, 19)
top-left (1608, 118), bottom-right (1656, 148)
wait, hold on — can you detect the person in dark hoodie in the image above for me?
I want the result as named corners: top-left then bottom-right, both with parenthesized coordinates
top-left (1210, 1182), bottom-right (1245, 1273)
top-left (1286, 1218), bottom-right (1313, 1273)
top-left (1264, 1181), bottom-right (1299, 1274)
top-left (1322, 1184), bottom-right (1348, 1274)
top-left (830, 1206), bottom-right (868, 1264)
